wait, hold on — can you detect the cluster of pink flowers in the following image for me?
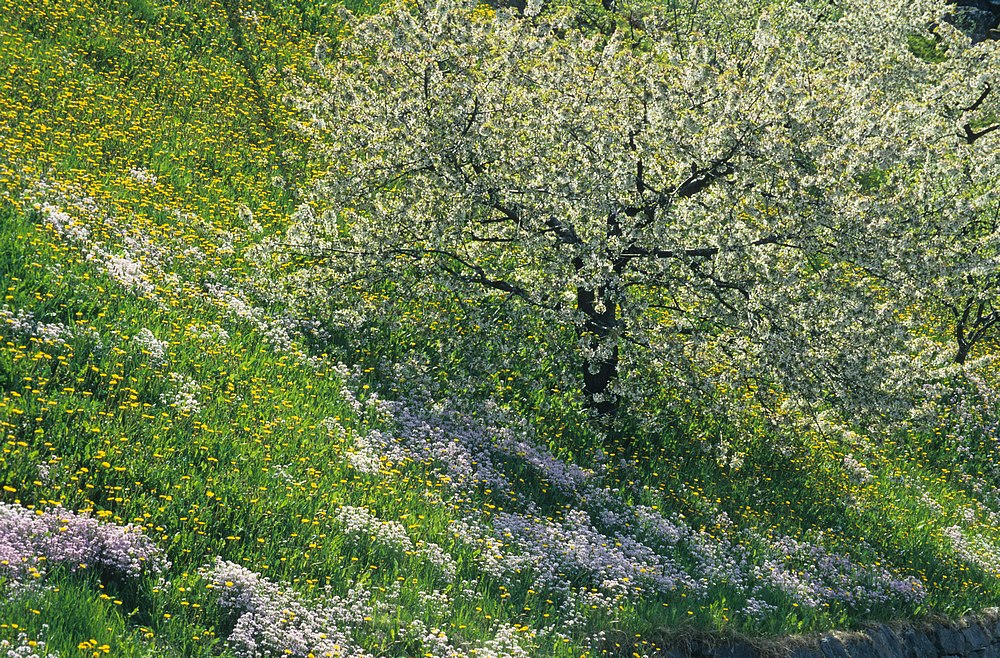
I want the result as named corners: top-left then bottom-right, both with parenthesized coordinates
top-left (334, 506), bottom-right (457, 581)
top-left (349, 396), bottom-right (928, 622)
top-left (203, 558), bottom-right (374, 658)
top-left (0, 503), bottom-right (169, 584)
top-left (754, 536), bottom-right (925, 609)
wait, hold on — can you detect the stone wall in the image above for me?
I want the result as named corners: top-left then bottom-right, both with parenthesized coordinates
top-left (782, 613), bottom-right (1000, 658)
top-left (667, 610), bottom-right (1000, 658)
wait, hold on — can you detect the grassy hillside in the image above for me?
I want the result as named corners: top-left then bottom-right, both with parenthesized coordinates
top-left (2, 1), bottom-right (1000, 657)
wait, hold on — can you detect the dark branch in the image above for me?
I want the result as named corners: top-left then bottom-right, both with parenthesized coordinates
top-left (962, 122), bottom-right (1000, 144)
top-left (477, 193), bottom-right (583, 246)
top-left (462, 95), bottom-right (480, 137)
top-left (962, 82), bottom-right (992, 113)
top-left (675, 162), bottom-right (735, 198)
top-left (275, 242), bottom-right (544, 307)
top-left (620, 232), bottom-right (789, 261)
top-left (424, 248), bottom-right (536, 300)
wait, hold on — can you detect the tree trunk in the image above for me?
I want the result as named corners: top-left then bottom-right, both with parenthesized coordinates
top-left (577, 286), bottom-right (619, 417)
top-left (955, 322), bottom-right (970, 365)
top-left (955, 339), bottom-right (970, 365)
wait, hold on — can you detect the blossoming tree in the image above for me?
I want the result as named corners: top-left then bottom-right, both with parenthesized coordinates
top-left (286, 0), bottom-right (999, 418)
top-left (827, 18), bottom-right (1000, 367)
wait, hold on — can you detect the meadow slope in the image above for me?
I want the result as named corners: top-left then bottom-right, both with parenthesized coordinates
top-left (2, 1), bottom-right (1000, 657)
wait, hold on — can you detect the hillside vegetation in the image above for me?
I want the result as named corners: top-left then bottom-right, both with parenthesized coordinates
top-left (1, 0), bottom-right (1000, 657)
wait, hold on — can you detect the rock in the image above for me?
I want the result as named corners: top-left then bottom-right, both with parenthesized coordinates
top-left (897, 628), bottom-right (936, 658)
top-left (869, 625), bottom-right (904, 658)
top-left (712, 645), bottom-right (759, 658)
top-left (659, 651), bottom-right (689, 658)
top-left (937, 626), bottom-right (967, 655)
top-left (981, 617), bottom-right (1000, 637)
top-left (820, 638), bottom-right (852, 658)
top-left (786, 647), bottom-right (823, 658)
top-left (964, 624), bottom-right (991, 652)
top-left (844, 639), bottom-right (879, 658)
top-left (949, 6), bottom-right (997, 41)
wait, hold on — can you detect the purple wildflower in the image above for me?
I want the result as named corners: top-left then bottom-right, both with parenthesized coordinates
top-left (0, 503), bottom-right (169, 585)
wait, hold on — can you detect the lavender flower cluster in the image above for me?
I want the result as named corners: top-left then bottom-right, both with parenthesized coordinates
top-left (128, 167), bottom-right (158, 186)
top-left (206, 283), bottom-right (297, 355)
top-left (348, 401), bottom-right (573, 505)
top-left (1, 307), bottom-right (77, 349)
top-left (492, 509), bottom-right (698, 599)
top-left (0, 503), bottom-right (169, 585)
top-left (400, 619), bottom-right (534, 658)
top-left (205, 559), bottom-right (536, 658)
top-left (159, 372), bottom-right (201, 414)
top-left (205, 279), bottom-right (330, 371)
top-left (841, 454), bottom-right (874, 484)
top-left (943, 525), bottom-right (1000, 576)
top-left (334, 506), bottom-right (457, 581)
top-left (24, 180), bottom-right (158, 297)
top-left (753, 536), bottom-right (925, 609)
top-left (342, 395), bottom-right (927, 622)
top-left (203, 558), bottom-right (375, 658)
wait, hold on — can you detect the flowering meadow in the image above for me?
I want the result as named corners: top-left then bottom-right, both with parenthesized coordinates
top-left (2, 0), bottom-right (1000, 657)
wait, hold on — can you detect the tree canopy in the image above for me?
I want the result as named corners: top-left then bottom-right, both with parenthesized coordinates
top-left (284, 0), bottom-right (1000, 428)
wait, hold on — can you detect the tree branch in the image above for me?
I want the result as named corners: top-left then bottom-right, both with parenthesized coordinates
top-left (620, 232), bottom-right (789, 260)
top-left (674, 162), bottom-right (736, 198)
top-left (962, 122), bottom-right (1000, 144)
top-left (961, 82), bottom-right (992, 113)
